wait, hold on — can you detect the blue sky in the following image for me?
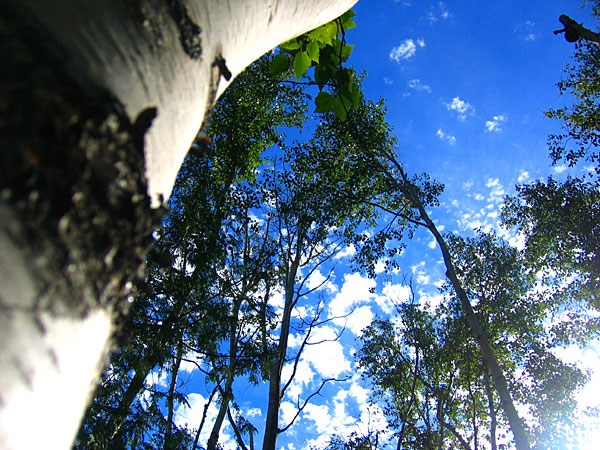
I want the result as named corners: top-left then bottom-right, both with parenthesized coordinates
top-left (146, 1), bottom-right (600, 448)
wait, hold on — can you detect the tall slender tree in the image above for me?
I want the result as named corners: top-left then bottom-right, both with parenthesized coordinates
top-left (260, 89), bottom-right (387, 450)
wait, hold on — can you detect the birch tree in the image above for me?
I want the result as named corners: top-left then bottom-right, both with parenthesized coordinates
top-left (0, 1), bottom-right (358, 448)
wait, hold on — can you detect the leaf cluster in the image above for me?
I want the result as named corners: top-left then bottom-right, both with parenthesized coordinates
top-left (271, 10), bottom-right (360, 120)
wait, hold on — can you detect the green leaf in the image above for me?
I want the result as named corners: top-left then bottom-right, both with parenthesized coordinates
top-left (331, 38), bottom-right (343, 57)
top-left (293, 51), bottom-right (311, 80)
top-left (307, 22), bottom-right (339, 46)
top-left (314, 91), bottom-right (334, 113)
top-left (306, 41), bottom-right (320, 63)
top-left (341, 44), bottom-right (354, 62)
top-left (339, 10), bottom-right (357, 30)
top-left (349, 82), bottom-right (361, 108)
top-left (279, 39), bottom-right (302, 51)
top-left (315, 64), bottom-right (333, 88)
top-left (337, 68), bottom-right (352, 90)
top-left (332, 96), bottom-right (348, 120)
top-left (319, 46), bottom-right (339, 67)
top-left (270, 53), bottom-right (291, 74)
top-left (339, 10), bottom-right (356, 22)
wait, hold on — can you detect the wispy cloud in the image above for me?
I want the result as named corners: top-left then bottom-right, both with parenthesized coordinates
top-left (383, 77), bottom-right (394, 85)
top-left (389, 38), bottom-right (425, 62)
top-left (485, 114), bottom-right (507, 132)
top-left (437, 129), bottom-right (456, 145)
top-left (515, 20), bottom-right (537, 41)
top-left (486, 177), bottom-right (505, 205)
top-left (407, 78), bottom-right (431, 92)
top-left (446, 96), bottom-right (474, 120)
top-left (428, 2), bottom-right (452, 23)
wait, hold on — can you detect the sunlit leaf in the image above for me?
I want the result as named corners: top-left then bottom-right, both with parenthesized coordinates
top-left (307, 41), bottom-right (320, 62)
top-left (279, 39), bottom-right (302, 51)
top-left (293, 51), bottom-right (311, 80)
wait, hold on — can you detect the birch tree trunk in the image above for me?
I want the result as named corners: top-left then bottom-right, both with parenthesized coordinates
top-left (0, 1), bottom-right (357, 449)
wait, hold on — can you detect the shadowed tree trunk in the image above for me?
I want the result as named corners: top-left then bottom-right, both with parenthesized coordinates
top-left (0, 1), bottom-right (357, 448)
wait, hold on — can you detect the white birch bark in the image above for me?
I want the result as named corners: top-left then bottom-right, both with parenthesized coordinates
top-left (19, 0), bottom-right (358, 206)
top-left (0, 1), bottom-right (358, 449)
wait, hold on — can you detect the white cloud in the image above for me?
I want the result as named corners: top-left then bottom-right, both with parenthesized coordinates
top-left (417, 273), bottom-right (430, 285)
top-left (554, 164), bottom-right (567, 174)
top-left (145, 368), bottom-right (169, 388)
top-left (383, 77), bottom-right (394, 85)
top-left (419, 291), bottom-right (445, 312)
top-left (342, 305), bottom-right (374, 335)
top-left (374, 259), bottom-right (387, 274)
top-left (304, 403), bottom-right (334, 435)
top-left (307, 269), bottom-right (327, 290)
top-left (329, 273), bottom-right (376, 318)
top-left (174, 393), bottom-right (236, 448)
top-left (280, 401), bottom-right (298, 426)
top-left (282, 358), bottom-right (315, 400)
top-left (269, 286), bottom-right (285, 311)
top-left (517, 170), bottom-right (530, 183)
top-left (302, 383), bottom-right (390, 450)
top-left (304, 326), bottom-right (351, 378)
top-left (180, 352), bottom-right (203, 373)
top-left (349, 381), bottom-right (369, 405)
top-left (520, 20), bottom-right (537, 41)
top-left (335, 244), bottom-right (356, 260)
top-left (245, 407), bottom-right (262, 418)
top-left (474, 193), bottom-right (485, 201)
top-left (306, 268), bottom-right (337, 295)
top-left (381, 282), bottom-right (411, 306)
top-left (411, 261), bottom-right (431, 286)
top-left (407, 78), bottom-right (431, 92)
top-left (436, 129), bottom-right (456, 145)
top-left (446, 96), bottom-right (474, 120)
top-left (389, 38), bottom-right (425, 62)
top-left (485, 114), bottom-right (507, 132)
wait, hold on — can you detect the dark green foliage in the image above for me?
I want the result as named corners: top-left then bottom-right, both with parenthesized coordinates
top-left (503, 2), bottom-right (600, 348)
top-left (319, 432), bottom-right (381, 450)
top-left (77, 6), bottom-right (600, 447)
top-left (358, 233), bottom-right (587, 450)
top-left (503, 178), bottom-right (600, 310)
top-left (545, 3), bottom-right (600, 176)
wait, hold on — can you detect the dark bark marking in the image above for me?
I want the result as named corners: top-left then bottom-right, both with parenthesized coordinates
top-left (0, 3), bottom-right (162, 325)
top-left (165, 0), bottom-right (203, 60)
top-left (213, 56), bottom-right (232, 81)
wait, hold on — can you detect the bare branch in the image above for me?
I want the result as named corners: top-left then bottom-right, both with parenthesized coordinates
top-left (278, 375), bottom-right (352, 433)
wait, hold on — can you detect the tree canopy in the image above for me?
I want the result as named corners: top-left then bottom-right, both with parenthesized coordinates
top-left (77, 4), bottom-right (600, 450)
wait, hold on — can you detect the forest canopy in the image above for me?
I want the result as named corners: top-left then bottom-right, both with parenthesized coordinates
top-left (77, 3), bottom-right (600, 450)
